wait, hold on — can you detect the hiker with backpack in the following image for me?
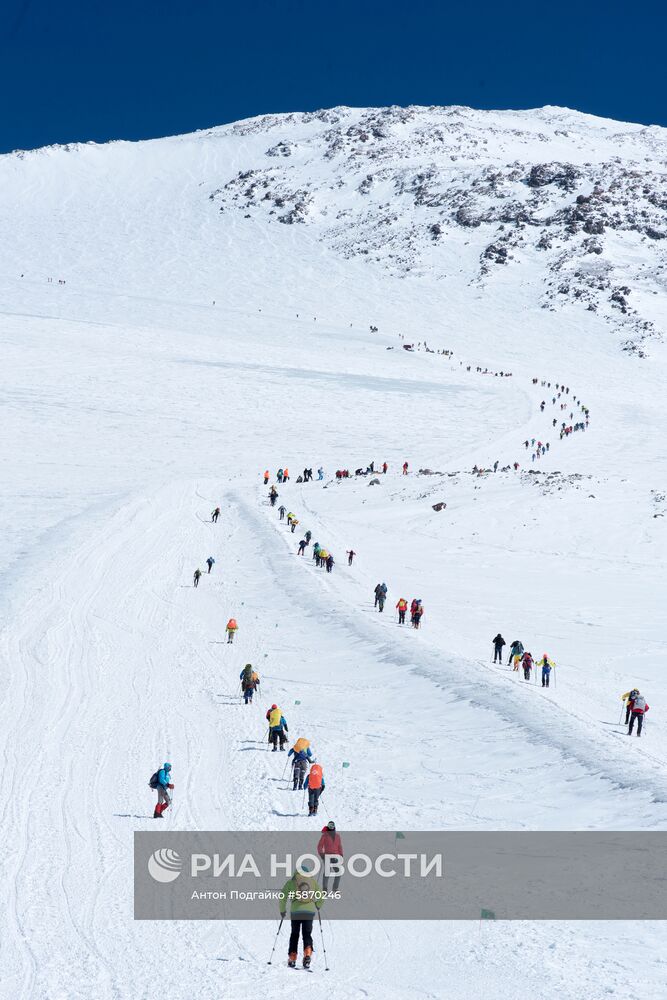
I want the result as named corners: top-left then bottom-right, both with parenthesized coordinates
top-left (305, 762), bottom-right (325, 815)
top-left (278, 505), bottom-right (286, 520)
top-left (150, 762), bottom-right (174, 818)
top-left (226, 618), bottom-right (238, 644)
top-left (266, 705), bottom-right (289, 750)
top-left (240, 664), bottom-right (260, 704)
top-left (374, 582), bottom-right (387, 607)
top-left (627, 692), bottom-right (649, 736)
top-left (411, 599), bottom-right (424, 628)
top-left (537, 654), bottom-right (555, 687)
top-left (492, 633), bottom-right (505, 663)
top-left (193, 568), bottom-right (202, 588)
top-left (519, 650), bottom-right (533, 676)
top-left (211, 507), bottom-right (220, 523)
top-left (396, 597), bottom-right (408, 624)
top-left (318, 820), bottom-right (343, 893)
top-left (206, 556), bottom-right (215, 574)
top-left (298, 539), bottom-right (307, 555)
top-left (279, 861), bottom-right (323, 968)
top-left (269, 486), bottom-right (278, 507)
top-left (377, 589), bottom-right (386, 612)
top-left (288, 738), bottom-right (313, 789)
top-left (622, 689), bottom-right (640, 725)
top-left (305, 530), bottom-right (312, 545)
top-left (347, 549), bottom-right (356, 566)
top-left (508, 639), bottom-right (524, 664)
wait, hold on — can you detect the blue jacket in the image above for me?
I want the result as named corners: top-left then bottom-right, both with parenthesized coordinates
top-left (305, 774), bottom-right (325, 791)
top-left (157, 763), bottom-right (172, 788)
top-left (288, 747), bottom-right (312, 763)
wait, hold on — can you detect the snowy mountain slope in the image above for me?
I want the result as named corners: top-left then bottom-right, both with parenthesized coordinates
top-left (1, 105), bottom-right (666, 355)
top-left (0, 105), bottom-right (666, 998)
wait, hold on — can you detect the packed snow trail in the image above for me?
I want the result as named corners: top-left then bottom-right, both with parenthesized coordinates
top-left (1, 480), bottom-right (667, 999)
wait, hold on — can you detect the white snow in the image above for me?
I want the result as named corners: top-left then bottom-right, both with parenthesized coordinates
top-left (0, 104), bottom-right (666, 999)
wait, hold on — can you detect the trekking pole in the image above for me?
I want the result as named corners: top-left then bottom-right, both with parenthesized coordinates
top-left (267, 918), bottom-right (284, 964)
top-left (317, 911), bottom-right (330, 970)
top-left (281, 757), bottom-right (289, 781)
top-left (619, 702), bottom-right (625, 725)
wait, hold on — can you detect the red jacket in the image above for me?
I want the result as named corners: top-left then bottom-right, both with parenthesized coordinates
top-left (317, 829), bottom-right (343, 856)
top-left (630, 700), bottom-right (649, 715)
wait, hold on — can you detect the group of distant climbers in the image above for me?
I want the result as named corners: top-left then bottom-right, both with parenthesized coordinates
top-left (491, 635), bottom-right (651, 736)
top-left (374, 585), bottom-right (424, 627)
top-left (493, 634), bottom-right (555, 686)
top-left (190, 506), bottom-right (238, 643)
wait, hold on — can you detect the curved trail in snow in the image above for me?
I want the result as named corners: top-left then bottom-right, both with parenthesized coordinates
top-left (1, 478), bottom-right (663, 999)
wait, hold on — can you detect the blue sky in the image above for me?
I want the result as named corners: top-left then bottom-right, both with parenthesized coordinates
top-left (1, 0), bottom-right (665, 152)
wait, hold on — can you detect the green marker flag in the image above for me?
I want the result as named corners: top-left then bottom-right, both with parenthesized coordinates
top-left (342, 761), bottom-right (350, 769)
top-left (294, 700), bottom-right (301, 705)
top-left (480, 909), bottom-right (496, 920)
top-left (395, 832), bottom-right (406, 840)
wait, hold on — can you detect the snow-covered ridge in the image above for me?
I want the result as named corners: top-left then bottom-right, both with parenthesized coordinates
top-left (208, 106), bottom-right (667, 355)
top-left (1, 104), bottom-right (665, 355)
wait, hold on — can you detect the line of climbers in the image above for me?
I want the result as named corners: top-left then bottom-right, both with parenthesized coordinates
top-left (191, 505), bottom-right (238, 640)
top-left (492, 635), bottom-right (556, 686)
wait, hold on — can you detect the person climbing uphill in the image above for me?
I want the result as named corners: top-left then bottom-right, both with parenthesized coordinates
top-left (492, 633), bottom-right (505, 663)
top-left (211, 507), bottom-right (220, 523)
top-left (411, 599), bottom-right (424, 628)
top-left (621, 688), bottom-right (640, 725)
top-left (627, 691), bottom-right (649, 736)
top-left (537, 653), bottom-right (555, 687)
top-left (396, 597), bottom-right (408, 624)
top-left (206, 556), bottom-right (215, 574)
top-left (318, 820), bottom-right (343, 893)
top-left (305, 762), bottom-right (325, 815)
top-left (266, 704), bottom-right (289, 751)
top-left (193, 568), bottom-right (202, 588)
top-left (226, 618), bottom-right (238, 644)
top-left (508, 639), bottom-right (524, 664)
top-left (521, 651), bottom-right (534, 681)
top-left (240, 663), bottom-right (260, 704)
top-left (288, 738), bottom-right (312, 789)
top-left (150, 762), bottom-right (174, 818)
top-left (279, 861), bottom-right (323, 969)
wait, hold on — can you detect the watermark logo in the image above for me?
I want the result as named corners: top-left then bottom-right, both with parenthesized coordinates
top-left (148, 848), bottom-right (183, 883)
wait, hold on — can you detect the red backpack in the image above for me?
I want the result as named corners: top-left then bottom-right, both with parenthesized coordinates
top-left (309, 764), bottom-right (323, 789)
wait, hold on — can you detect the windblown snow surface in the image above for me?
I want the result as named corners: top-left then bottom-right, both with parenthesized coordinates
top-left (1, 105), bottom-right (667, 999)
